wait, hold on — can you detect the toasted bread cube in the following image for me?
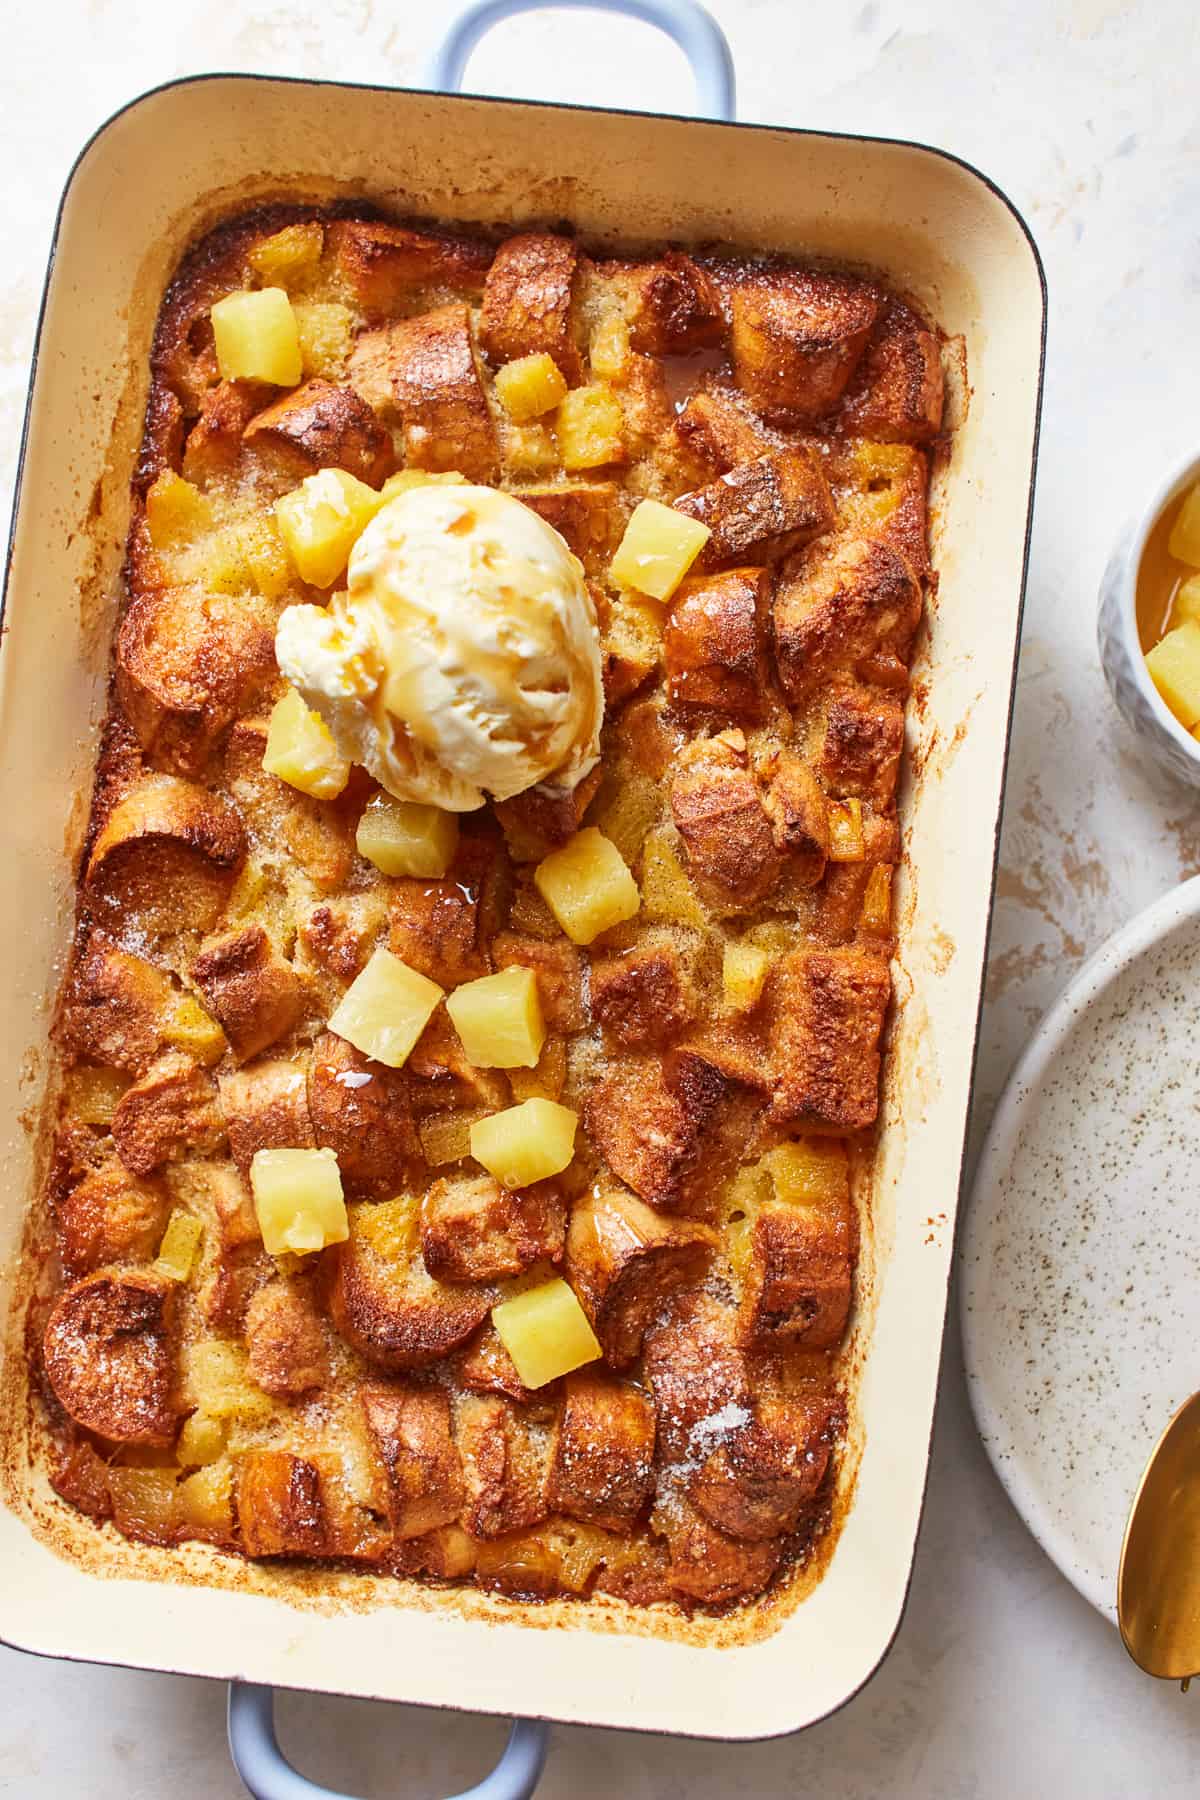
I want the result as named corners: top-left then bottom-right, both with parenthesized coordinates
top-left (243, 1277), bottom-right (329, 1397)
top-left (250, 1146), bottom-right (348, 1255)
top-left (328, 947), bottom-right (444, 1069)
top-left (566, 1189), bottom-right (716, 1366)
top-left (470, 1097), bottom-right (578, 1188)
top-left (144, 471), bottom-right (212, 548)
top-left (840, 297), bottom-right (944, 444)
top-left (723, 941), bottom-right (770, 1011)
top-left (154, 1209), bottom-right (203, 1282)
top-left (262, 688), bottom-right (351, 800)
top-left (737, 1198), bottom-right (853, 1349)
top-left (556, 385), bottom-right (626, 471)
top-left (674, 448), bottom-right (834, 566)
top-left (728, 268), bottom-right (879, 422)
top-left (219, 1057), bottom-right (315, 1176)
top-left (591, 943), bottom-right (695, 1048)
top-left (85, 776), bottom-right (245, 935)
top-left (670, 733), bottom-right (781, 909)
top-left (274, 466), bottom-right (385, 588)
top-left (191, 925), bottom-right (303, 1065)
top-left (534, 827), bottom-right (640, 946)
top-left (584, 1050), bottom-right (727, 1211)
top-left (111, 1053), bottom-right (223, 1177)
top-left (1170, 485), bottom-right (1200, 566)
top-left (492, 1277), bottom-right (601, 1390)
top-left (602, 593), bottom-right (665, 705)
top-left (480, 232), bottom-right (582, 379)
top-left (328, 1197), bottom-right (489, 1370)
top-left (664, 566), bottom-right (768, 715)
top-left (248, 221), bottom-right (324, 285)
top-left (349, 304), bottom-right (498, 482)
top-left (237, 1449), bottom-right (327, 1557)
top-left (610, 499), bottom-right (710, 601)
top-left (356, 793), bottom-right (459, 878)
top-left (495, 353), bottom-right (569, 422)
top-left (1146, 621), bottom-right (1200, 728)
top-left (43, 1271), bottom-right (179, 1446)
top-left (362, 1384), bottom-right (464, 1539)
top-left (446, 967), bottom-right (546, 1069)
top-left (546, 1372), bottom-right (656, 1532)
top-left (177, 1411), bottom-right (227, 1467)
top-left (421, 1171), bottom-right (565, 1282)
top-left (768, 948), bottom-right (890, 1129)
top-left (244, 379), bottom-right (393, 487)
top-left (293, 301), bottom-right (355, 380)
top-left (211, 287), bottom-right (302, 386)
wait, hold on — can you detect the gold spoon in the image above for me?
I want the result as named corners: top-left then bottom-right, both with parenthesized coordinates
top-left (1119, 1390), bottom-right (1200, 1689)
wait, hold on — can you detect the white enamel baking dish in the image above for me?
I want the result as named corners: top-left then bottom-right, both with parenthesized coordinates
top-left (0, 0), bottom-right (1045, 1792)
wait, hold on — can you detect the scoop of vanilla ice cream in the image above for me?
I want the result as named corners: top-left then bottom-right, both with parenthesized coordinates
top-left (274, 483), bottom-right (604, 811)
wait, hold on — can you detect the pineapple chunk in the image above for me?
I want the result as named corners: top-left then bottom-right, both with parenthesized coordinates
top-left (250, 1145), bottom-right (348, 1255)
top-left (723, 941), bottom-right (770, 1011)
top-left (1176, 574), bottom-right (1200, 625)
top-left (177, 1459), bottom-right (233, 1533)
top-left (211, 287), bottom-right (302, 386)
top-left (495, 353), bottom-right (569, 422)
top-left (238, 516), bottom-right (292, 599)
top-left (154, 1209), bottom-right (203, 1282)
top-left (610, 499), bottom-right (710, 601)
top-left (107, 1467), bottom-right (178, 1537)
top-left (418, 1107), bottom-right (488, 1166)
top-left (641, 826), bottom-right (706, 927)
top-left (763, 1138), bottom-right (848, 1206)
top-left (491, 1277), bottom-right (601, 1389)
top-left (827, 798), bottom-right (865, 863)
top-left (556, 385), bottom-right (626, 471)
top-left (356, 793), bottom-right (459, 878)
top-left (183, 1340), bottom-right (272, 1423)
top-left (68, 1065), bottom-right (130, 1126)
top-left (534, 827), bottom-right (640, 946)
top-left (263, 687), bottom-right (351, 800)
top-left (446, 968), bottom-right (546, 1069)
top-left (144, 471), bottom-right (212, 548)
top-left (248, 221), bottom-right (324, 286)
top-left (860, 863), bottom-right (893, 935)
top-left (470, 1098), bottom-right (578, 1188)
top-left (1169, 484), bottom-right (1200, 567)
top-left (163, 992), bottom-right (226, 1065)
top-left (1146, 621), bottom-right (1200, 728)
top-left (379, 469), bottom-right (467, 501)
top-left (275, 466), bottom-right (385, 588)
top-left (293, 300), bottom-right (354, 380)
top-left (327, 947), bottom-right (444, 1069)
top-left (503, 422), bottom-right (560, 475)
top-left (589, 312), bottom-right (631, 380)
top-left (177, 1410), bottom-right (227, 1468)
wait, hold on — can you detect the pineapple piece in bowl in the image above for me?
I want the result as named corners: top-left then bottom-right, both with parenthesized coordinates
top-left (491, 1277), bottom-right (601, 1390)
top-left (556, 385), bottom-right (626, 471)
top-left (250, 1145), bottom-right (348, 1255)
top-left (328, 947), bottom-right (444, 1069)
top-left (446, 967), bottom-right (546, 1069)
top-left (495, 353), bottom-right (569, 423)
top-left (356, 793), bottom-right (459, 878)
top-left (262, 688), bottom-right (351, 800)
top-left (1146, 621), bottom-right (1200, 729)
top-left (534, 827), bottom-right (640, 946)
top-left (470, 1097), bottom-right (578, 1187)
top-left (211, 287), bottom-right (302, 386)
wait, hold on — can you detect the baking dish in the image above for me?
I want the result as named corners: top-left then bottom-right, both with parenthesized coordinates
top-left (0, 0), bottom-right (1045, 1790)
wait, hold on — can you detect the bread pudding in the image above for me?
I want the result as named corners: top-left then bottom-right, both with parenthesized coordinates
top-left (37, 203), bottom-right (946, 1614)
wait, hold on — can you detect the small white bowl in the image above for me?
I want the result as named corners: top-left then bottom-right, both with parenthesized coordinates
top-left (1098, 448), bottom-right (1200, 786)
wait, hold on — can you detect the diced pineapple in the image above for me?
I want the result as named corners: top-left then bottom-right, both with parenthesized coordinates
top-left (262, 687), bottom-right (351, 800)
top-left (356, 793), bottom-right (459, 878)
top-left (293, 300), bottom-right (354, 380)
top-left (860, 863), bottom-right (893, 936)
top-left (591, 770), bottom-right (662, 867)
top-left (723, 941), bottom-right (770, 1012)
top-left (641, 826), bottom-right (706, 927)
top-left (177, 1410), bottom-right (227, 1468)
top-left (763, 1138), bottom-right (849, 1206)
top-left (508, 1034), bottom-right (567, 1103)
top-left (418, 1107), bottom-right (488, 1166)
top-left (1177, 575), bottom-right (1200, 625)
top-left (495, 353), bottom-right (569, 422)
top-left (827, 798), bottom-right (865, 863)
top-left (589, 312), bottom-right (631, 380)
top-left (144, 471), bottom-right (212, 548)
top-left (154, 1209), bottom-right (203, 1283)
top-left (250, 1146), bottom-right (348, 1255)
top-left (183, 1340), bottom-right (273, 1423)
top-left (238, 515), bottom-right (292, 599)
top-left (556, 384), bottom-right (626, 471)
top-left (447, 968), bottom-right (546, 1070)
top-left (177, 1459), bottom-right (234, 1533)
top-left (248, 221), bottom-right (324, 286)
top-left (491, 1276), bottom-right (601, 1389)
top-left (1169, 484), bottom-right (1200, 567)
top-left (163, 992), bottom-right (226, 1065)
top-left (610, 498), bottom-right (710, 601)
top-left (534, 827), bottom-right (640, 946)
top-left (502, 422), bottom-right (560, 475)
top-left (67, 1065), bottom-right (130, 1126)
top-left (1146, 621), bottom-right (1200, 728)
top-left (470, 1098), bottom-right (578, 1188)
top-left (211, 287), bottom-right (302, 386)
top-left (379, 468), bottom-right (467, 501)
top-left (107, 1466), bottom-right (179, 1537)
top-left (328, 947), bottom-right (444, 1069)
top-left (275, 466), bottom-right (386, 588)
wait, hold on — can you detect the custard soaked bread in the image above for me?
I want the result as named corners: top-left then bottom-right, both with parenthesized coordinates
top-left (40, 205), bottom-right (946, 1612)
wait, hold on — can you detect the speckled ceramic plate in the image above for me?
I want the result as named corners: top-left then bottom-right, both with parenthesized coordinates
top-left (962, 876), bottom-right (1200, 1619)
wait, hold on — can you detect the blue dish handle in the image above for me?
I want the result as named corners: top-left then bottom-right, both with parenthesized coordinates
top-left (427, 0), bottom-right (736, 122)
top-left (227, 4), bottom-right (733, 1794)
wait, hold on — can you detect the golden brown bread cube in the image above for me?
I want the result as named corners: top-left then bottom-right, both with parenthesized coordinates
top-left (673, 448), bottom-right (834, 567)
top-left (327, 1200), bottom-right (490, 1371)
top-left (669, 732), bottom-right (781, 908)
top-left (421, 1173), bottom-right (566, 1284)
top-left (456, 1393), bottom-right (551, 1539)
top-left (772, 535), bottom-right (923, 704)
top-left (242, 379), bottom-right (394, 485)
top-left (589, 941), bottom-right (696, 1048)
top-left (840, 298), bottom-right (944, 444)
top-left (546, 1371), bottom-right (656, 1532)
top-left (329, 218), bottom-right (492, 315)
top-left (491, 933), bottom-right (585, 1033)
top-left (736, 1198), bottom-right (855, 1349)
top-left (479, 232), bottom-right (583, 382)
top-left (85, 776), bottom-right (245, 935)
top-left (54, 1165), bottom-right (168, 1278)
top-left (56, 936), bottom-right (176, 1074)
top-left (673, 383), bottom-right (772, 475)
top-left (348, 303), bottom-right (498, 483)
top-left (43, 1269), bottom-right (179, 1446)
top-left (566, 1189), bottom-right (716, 1367)
top-left (492, 766), bottom-right (602, 863)
top-left (386, 838), bottom-right (500, 988)
top-left (725, 265), bottom-right (881, 422)
top-left (643, 1291), bottom-right (751, 1464)
top-left (243, 1277), bottom-right (330, 1398)
top-left (362, 1383), bottom-right (465, 1539)
top-left (225, 718), bottom-right (354, 894)
top-left (601, 253), bottom-right (724, 355)
top-left (767, 948), bottom-right (891, 1130)
top-left (826, 438), bottom-right (931, 581)
top-left (516, 482), bottom-right (624, 575)
top-left (191, 925), bottom-right (304, 1063)
top-left (111, 1053), bottom-right (223, 1176)
top-left (584, 1050), bottom-right (728, 1212)
top-left (663, 566), bottom-right (770, 718)
top-left (817, 686), bottom-right (906, 806)
top-left (757, 749), bottom-right (830, 884)
top-left (307, 1030), bottom-right (419, 1198)
top-left (300, 894), bottom-right (388, 984)
top-left (405, 1010), bottom-right (510, 1119)
top-left (181, 379), bottom-right (270, 484)
top-left (654, 1491), bottom-right (781, 1604)
top-left (200, 1161), bottom-right (271, 1328)
top-left (218, 1056), bottom-right (315, 1177)
top-left (690, 1392), bottom-right (840, 1540)
top-left (237, 1450), bottom-right (328, 1557)
top-left (458, 1322), bottom-right (548, 1405)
